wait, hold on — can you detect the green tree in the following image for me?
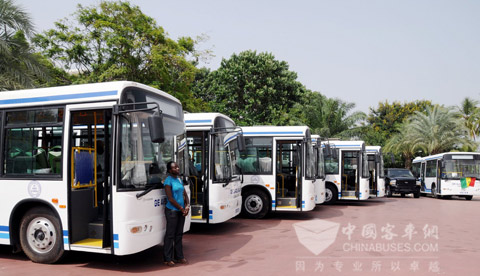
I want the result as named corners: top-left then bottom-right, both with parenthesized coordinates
top-left (34, 1), bottom-right (207, 111)
top-left (457, 97), bottom-right (480, 141)
top-left (0, 0), bottom-right (50, 90)
top-left (300, 91), bottom-right (365, 138)
top-left (192, 50), bottom-right (308, 125)
top-left (362, 100), bottom-right (433, 146)
top-left (404, 105), bottom-right (474, 155)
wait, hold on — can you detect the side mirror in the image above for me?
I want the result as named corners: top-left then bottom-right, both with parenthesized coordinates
top-left (237, 133), bottom-right (246, 152)
top-left (332, 148), bottom-right (338, 160)
top-left (148, 112), bottom-right (165, 143)
top-left (324, 144), bottom-right (332, 157)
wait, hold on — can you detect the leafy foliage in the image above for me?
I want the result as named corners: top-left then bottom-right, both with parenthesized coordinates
top-left (33, 1), bottom-right (207, 111)
top-left (192, 50), bottom-right (308, 125)
top-left (0, 0), bottom-right (51, 90)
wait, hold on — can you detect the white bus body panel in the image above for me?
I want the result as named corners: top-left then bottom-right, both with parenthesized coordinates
top-left (241, 126), bottom-right (316, 212)
top-left (314, 179), bottom-right (326, 204)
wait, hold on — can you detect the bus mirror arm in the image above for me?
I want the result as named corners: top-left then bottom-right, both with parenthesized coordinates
top-left (235, 164), bottom-right (244, 184)
top-left (136, 183), bottom-right (162, 199)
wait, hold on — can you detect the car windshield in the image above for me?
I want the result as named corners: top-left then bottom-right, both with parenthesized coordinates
top-left (387, 169), bottom-right (414, 178)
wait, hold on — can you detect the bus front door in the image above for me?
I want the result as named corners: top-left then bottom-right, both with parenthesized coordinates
top-left (275, 140), bottom-right (302, 209)
top-left (186, 131), bottom-right (208, 222)
top-left (68, 108), bottom-right (112, 250)
top-left (341, 151), bottom-right (360, 199)
top-left (368, 155), bottom-right (377, 197)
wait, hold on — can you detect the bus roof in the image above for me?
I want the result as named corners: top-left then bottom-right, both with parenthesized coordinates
top-left (184, 113), bottom-right (235, 130)
top-left (366, 146), bottom-right (382, 154)
top-left (321, 140), bottom-right (365, 150)
top-left (0, 81), bottom-right (180, 108)
top-left (414, 152), bottom-right (480, 162)
top-left (241, 126), bottom-right (310, 137)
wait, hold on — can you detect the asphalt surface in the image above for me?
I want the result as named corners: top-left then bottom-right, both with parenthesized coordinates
top-left (1, 195), bottom-right (479, 275)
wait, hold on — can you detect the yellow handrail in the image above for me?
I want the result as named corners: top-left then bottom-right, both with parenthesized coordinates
top-left (190, 175), bottom-right (198, 204)
top-left (277, 174), bottom-right (285, 197)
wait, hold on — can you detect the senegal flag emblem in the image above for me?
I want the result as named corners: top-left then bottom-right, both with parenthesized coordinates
top-left (461, 177), bottom-right (476, 189)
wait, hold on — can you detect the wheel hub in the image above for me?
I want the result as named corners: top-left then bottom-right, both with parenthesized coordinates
top-left (27, 217), bottom-right (56, 254)
top-left (325, 188), bottom-right (333, 202)
top-left (245, 195), bottom-right (262, 214)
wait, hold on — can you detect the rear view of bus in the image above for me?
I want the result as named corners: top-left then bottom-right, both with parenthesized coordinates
top-left (239, 126), bottom-right (316, 219)
top-left (413, 152), bottom-right (480, 200)
top-left (323, 140), bottom-right (370, 204)
top-left (184, 113), bottom-right (243, 224)
top-left (366, 146), bottom-right (385, 198)
top-left (0, 81), bottom-right (189, 263)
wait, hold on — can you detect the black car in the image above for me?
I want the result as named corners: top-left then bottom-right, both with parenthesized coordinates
top-left (384, 168), bottom-right (420, 198)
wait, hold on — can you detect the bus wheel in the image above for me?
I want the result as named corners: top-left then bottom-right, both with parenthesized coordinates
top-left (431, 185), bottom-right (439, 198)
top-left (325, 184), bottom-right (338, 204)
top-left (242, 189), bottom-right (269, 219)
top-left (19, 207), bottom-right (64, 263)
top-left (386, 185), bottom-right (392, 197)
top-left (465, 195), bottom-right (473, 200)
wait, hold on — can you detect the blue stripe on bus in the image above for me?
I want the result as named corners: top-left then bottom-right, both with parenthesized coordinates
top-left (243, 131), bottom-right (304, 135)
top-left (114, 242), bottom-right (119, 249)
top-left (185, 119), bottom-right (212, 123)
top-left (64, 238), bottom-right (69, 244)
top-left (0, 90), bottom-right (118, 105)
top-left (209, 210), bottom-right (213, 214)
top-left (302, 201), bottom-right (305, 204)
top-left (224, 133), bottom-right (239, 144)
top-left (63, 230), bottom-right (68, 236)
top-left (113, 234), bottom-right (119, 241)
top-left (0, 233), bottom-right (9, 239)
top-left (0, 226), bottom-right (8, 232)
top-left (209, 215), bottom-right (213, 220)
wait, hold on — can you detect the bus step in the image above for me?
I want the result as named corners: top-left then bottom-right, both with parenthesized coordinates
top-left (276, 197), bottom-right (297, 207)
top-left (73, 238), bottom-right (102, 248)
top-left (88, 222), bottom-right (104, 239)
top-left (191, 204), bottom-right (203, 219)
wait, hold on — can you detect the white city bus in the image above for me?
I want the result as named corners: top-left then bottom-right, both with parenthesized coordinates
top-left (0, 81), bottom-right (190, 263)
top-left (312, 135), bottom-right (326, 204)
top-left (238, 126), bottom-right (316, 219)
top-left (184, 113), bottom-right (243, 223)
top-left (366, 146), bottom-right (386, 198)
top-left (412, 152), bottom-right (480, 200)
top-left (322, 140), bottom-right (370, 203)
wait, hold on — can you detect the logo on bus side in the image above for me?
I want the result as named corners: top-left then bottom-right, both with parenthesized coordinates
top-left (27, 180), bottom-right (42, 198)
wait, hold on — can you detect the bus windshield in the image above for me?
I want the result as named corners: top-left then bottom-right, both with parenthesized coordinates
top-left (316, 146), bottom-right (325, 179)
top-left (305, 141), bottom-right (315, 179)
top-left (443, 158), bottom-right (480, 179)
top-left (119, 92), bottom-right (184, 190)
top-left (213, 131), bottom-right (240, 182)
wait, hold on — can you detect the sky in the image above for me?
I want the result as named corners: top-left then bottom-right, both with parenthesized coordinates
top-left (16, 0), bottom-right (480, 114)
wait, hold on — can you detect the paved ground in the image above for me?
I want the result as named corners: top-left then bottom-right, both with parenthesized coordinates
top-left (1, 195), bottom-right (479, 275)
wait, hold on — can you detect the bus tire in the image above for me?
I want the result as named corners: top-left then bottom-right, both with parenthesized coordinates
top-left (386, 185), bottom-right (392, 197)
top-left (325, 183), bottom-right (338, 204)
top-left (242, 189), bottom-right (269, 219)
top-left (19, 207), bottom-right (64, 263)
top-left (431, 184), bottom-right (439, 198)
top-left (465, 195), bottom-right (473, 200)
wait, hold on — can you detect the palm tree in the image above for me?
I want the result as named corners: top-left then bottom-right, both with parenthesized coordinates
top-left (406, 105), bottom-right (475, 155)
top-left (0, 0), bottom-right (49, 90)
top-left (384, 123), bottom-right (419, 168)
top-left (457, 97), bottom-right (480, 141)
